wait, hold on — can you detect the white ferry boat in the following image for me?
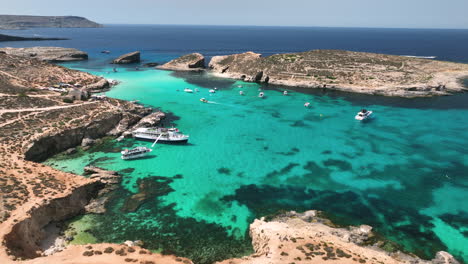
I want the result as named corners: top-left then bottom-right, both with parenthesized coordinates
top-left (355, 109), bottom-right (373, 121)
top-left (132, 127), bottom-right (189, 143)
top-left (121, 147), bottom-right (152, 160)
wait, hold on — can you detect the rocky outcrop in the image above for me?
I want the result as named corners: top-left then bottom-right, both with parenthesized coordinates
top-left (0, 15), bottom-right (102, 30)
top-left (83, 78), bottom-right (110, 92)
top-left (112, 51), bottom-right (140, 64)
top-left (132, 111), bottom-right (165, 128)
top-left (83, 167), bottom-right (121, 214)
top-left (4, 181), bottom-right (102, 259)
top-left (217, 210), bottom-right (461, 264)
top-left (0, 47), bottom-right (88, 62)
top-left (24, 103), bottom-right (152, 162)
top-left (157, 53), bottom-right (205, 71)
top-left (208, 50), bottom-right (468, 97)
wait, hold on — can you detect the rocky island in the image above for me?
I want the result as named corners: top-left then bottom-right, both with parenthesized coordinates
top-left (112, 51), bottom-right (141, 64)
top-left (0, 15), bottom-right (101, 30)
top-left (166, 50), bottom-right (468, 97)
top-left (157, 53), bottom-right (205, 71)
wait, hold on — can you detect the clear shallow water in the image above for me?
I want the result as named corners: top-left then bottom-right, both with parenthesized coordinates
top-left (3, 25), bottom-right (466, 263)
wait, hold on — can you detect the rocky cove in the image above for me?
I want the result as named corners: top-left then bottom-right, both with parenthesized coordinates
top-left (0, 46), bottom-right (466, 264)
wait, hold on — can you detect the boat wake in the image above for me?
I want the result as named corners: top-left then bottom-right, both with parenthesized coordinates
top-left (401, 55), bottom-right (437, 59)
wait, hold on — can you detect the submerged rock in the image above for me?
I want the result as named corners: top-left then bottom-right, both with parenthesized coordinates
top-left (0, 47), bottom-right (88, 62)
top-left (157, 53), bottom-right (205, 71)
top-left (112, 51), bottom-right (140, 64)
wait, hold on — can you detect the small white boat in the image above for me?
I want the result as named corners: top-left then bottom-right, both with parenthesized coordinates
top-left (259, 92), bottom-right (265, 98)
top-left (239, 91), bottom-right (244, 95)
top-left (214, 87), bottom-right (218, 90)
top-left (355, 109), bottom-right (373, 121)
top-left (184, 88), bottom-right (193, 93)
top-left (237, 85), bottom-right (243, 88)
top-left (283, 91), bottom-right (288, 95)
top-left (209, 89), bottom-right (216, 93)
top-left (121, 147), bottom-right (152, 160)
top-left (200, 98), bottom-right (208, 103)
top-left (304, 102), bottom-right (311, 107)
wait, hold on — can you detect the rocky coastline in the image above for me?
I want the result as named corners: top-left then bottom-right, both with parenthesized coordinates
top-left (165, 50), bottom-right (468, 97)
top-left (0, 47), bottom-right (88, 62)
top-left (157, 53), bottom-right (205, 71)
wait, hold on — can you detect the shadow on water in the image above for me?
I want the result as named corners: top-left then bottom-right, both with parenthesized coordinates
top-left (260, 81), bottom-right (468, 110)
top-left (171, 71), bottom-right (237, 89)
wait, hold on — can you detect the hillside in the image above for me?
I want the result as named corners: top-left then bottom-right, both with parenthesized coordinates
top-left (0, 15), bottom-right (101, 29)
top-left (0, 33), bottom-right (66, 42)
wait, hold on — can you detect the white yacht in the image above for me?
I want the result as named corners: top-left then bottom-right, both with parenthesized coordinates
top-left (133, 127), bottom-right (189, 143)
top-left (283, 91), bottom-right (288, 95)
top-left (121, 147), bottom-right (152, 160)
top-left (184, 88), bottom-right (193, 93)
top-left (239, 91), bottom-right (244, 95)
top-left (355, 109), bottom-right (373, 121)
top-left (209, 89), bottom-right (216, 93)
top-left (304, 102), bottom-right (311, 107)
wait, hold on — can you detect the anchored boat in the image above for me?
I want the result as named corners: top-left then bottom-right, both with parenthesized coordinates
top-left (355, 109), bottom-right (373, 121)
top-left (133, 127), bottom-right (189, 143)
top-left (121, 147), bottom-right (152, 160)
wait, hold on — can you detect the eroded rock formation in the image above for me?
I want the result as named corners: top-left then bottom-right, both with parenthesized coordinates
top-left (157, 53), bottom-right (205, 71)
top-left (112, 51), bottom-right (141, 64)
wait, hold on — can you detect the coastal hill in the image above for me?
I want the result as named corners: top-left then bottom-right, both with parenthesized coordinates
top-left (0, 15), bottom-right (101, 29)
top-left (163, 49), bottom-right (468, 97)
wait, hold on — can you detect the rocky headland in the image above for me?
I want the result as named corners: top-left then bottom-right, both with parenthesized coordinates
top-left (0, 34), bottom-right (67, 42)
top-left (157, 53), bottom-right (205, 71)
top-left (112, 51), bottom-right (141, 64)
top-left (169, 50), bottom-right (468, 97)
top-left (0, 15), bottom-right (102, 30)
top-left (0, 47), bottom-right (88, 62)
top-left (0, 52), bottom-right (188, 264)
top-left (217, 211), bottom-right (460, 264)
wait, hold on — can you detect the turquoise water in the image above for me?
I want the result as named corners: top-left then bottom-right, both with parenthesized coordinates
top-left (46, 67), bottom-right (468, 263)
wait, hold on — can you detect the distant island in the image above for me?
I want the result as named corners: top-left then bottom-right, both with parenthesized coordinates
top-left (0, 15), bottom-right (101, 29)
top-left (0, 33), bottom-right (67, 42)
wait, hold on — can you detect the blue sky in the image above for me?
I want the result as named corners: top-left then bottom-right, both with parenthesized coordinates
top-left (2, 0), bottom-right (468, 29)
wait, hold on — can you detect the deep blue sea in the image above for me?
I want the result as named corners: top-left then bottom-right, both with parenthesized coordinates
top-left (1, 25), bottom-right (468, 263)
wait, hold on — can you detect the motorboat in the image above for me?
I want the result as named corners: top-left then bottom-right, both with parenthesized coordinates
top-left (355, 109), bottom-right (373, 121)
top-left (200, 98), bottom-right (208, 103)
top-left (133, 127), bottom-right (189, 143)
top-left (283, 91), bottom-right (288, 95)
top-left (184, 88), bottom-right (193, 93)
top-left (239, 91), bottom-right (244, 95)
top-left (101, 50), bottom-right (111, 54)
top-left (304, 102), bottom-right (311, 107)
top-left (209, 89), bottom-right (216, 93)
top-left (121, 147), bottom-right (152, 160)
top-left (259, 92), bottom-right (265, 98)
